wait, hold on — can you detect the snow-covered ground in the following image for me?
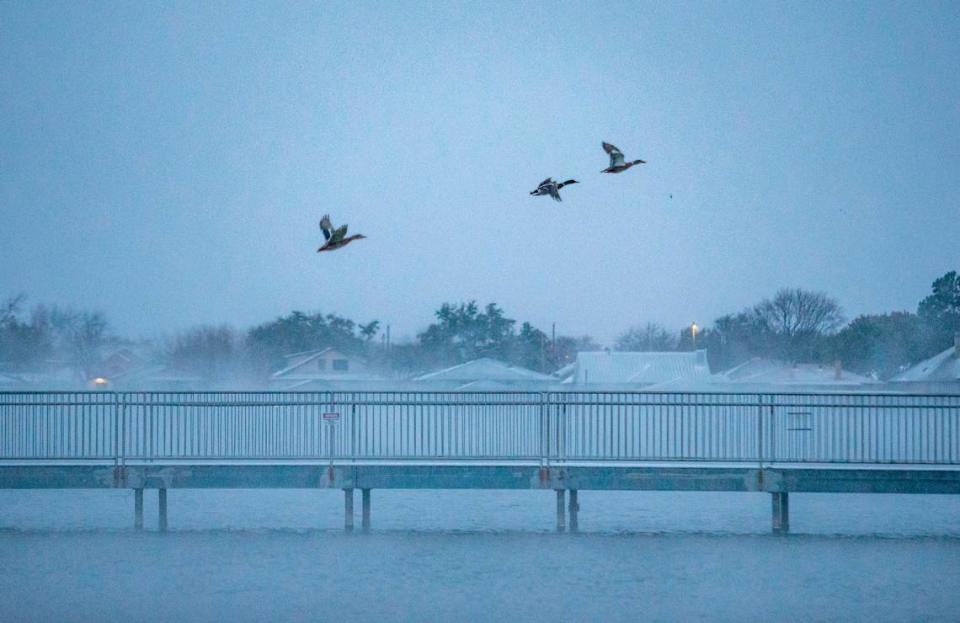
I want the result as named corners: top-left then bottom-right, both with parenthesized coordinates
top-left (1, 490), bottom-right (960, 621)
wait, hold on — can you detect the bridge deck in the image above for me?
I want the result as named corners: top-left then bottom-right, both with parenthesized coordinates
top-left (2, 462), bottom-right (959, 495)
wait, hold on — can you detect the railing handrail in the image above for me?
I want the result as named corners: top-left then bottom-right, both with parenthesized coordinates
top-left (2, 389), bottom-right (959, 398)
top-left (1, 390), bottom-right (958, 465)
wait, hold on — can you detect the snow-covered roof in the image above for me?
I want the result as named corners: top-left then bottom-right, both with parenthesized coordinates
top-left (567, 350), bottom-right (713, 385)
top-left (271, 348), bottom-right (380, 381)
top-left (723, 358), bottom-right (876, 386)
top-left (273, 348), bottom-right (337, 377)
top-left (892, 346), bottom-right (960, 383)
top-left (414, 358), bottom-right (554, 383)
top-left (6, 366), bottom-right (78, 388)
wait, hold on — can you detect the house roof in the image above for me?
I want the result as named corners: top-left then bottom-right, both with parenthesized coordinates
top-left (96, 348), bottom-right (148, 380)
top-left (413, 358), bottom-right (554, 383)
top-left (892, 347), bottom-right (960, 383)
top-left (273, 348), bottom-right (341, 378)
top-left (282, 348), bottom-right (335, 360)
top-left (567, 350), bottom-right (713, 385)
top-left (271, 348), bottom-right (382, 382)
top-left (723, 358), bottom-right (877, 385)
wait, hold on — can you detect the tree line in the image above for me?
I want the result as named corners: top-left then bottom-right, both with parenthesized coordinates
top-left (1, 270), bottom-right (957, 384)
top-left (619, 271), bottom-right (959, 379)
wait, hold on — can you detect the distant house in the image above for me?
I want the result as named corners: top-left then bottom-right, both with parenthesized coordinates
top-left (413, 357), bottom-right (555, 389)
top-left (270, 348), bottom-right (382, 389)
top-left (557, 350), bottom-right (716, 388)
top-left (87, 348), bottom-right (148, 388)
top-left (890, 336), bottom-right (960, 393)
top-left (109, 365), bottom-right (203, 390)
top-left (5, 365), bottom-right (77, 390)
top-left (721, 358), bottom-right (878, 391)
top-left (80, 347), bottom-right (200, 390)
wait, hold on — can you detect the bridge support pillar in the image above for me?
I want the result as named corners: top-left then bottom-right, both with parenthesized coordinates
top-left (344, 488), bottom-right (354, 532)
top-left (772, 492), bottom-right (789, 535)
top-left (361, 488), bottom-right (371, 532)
top-left (158, 488), bottom-right (168, 532)
top-left (555, 489), bottom-right (566, 532)
top-left (568, 490), bottom-right (579, 533)
top-left (134, 488), bottom-right (143, 530)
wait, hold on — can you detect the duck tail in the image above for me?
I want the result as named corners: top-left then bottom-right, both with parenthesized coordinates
top-left (633, 159), bottom-right (646, 165)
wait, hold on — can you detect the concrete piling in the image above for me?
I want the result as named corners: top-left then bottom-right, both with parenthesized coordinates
top-left (134, 488), bottom-right (143, 530)
top-left (568, 490), bottom-right (579, 533)
top-left (158, 488), bottom-right (168, 532)
top-left (555, 489), bottom-right (566, 532)
top-left (772, 492), bottom-right (789, 535)
top-left (361, 488), bottom-right (371, 532)
top-left (344, 488), bottom-right (355, 532)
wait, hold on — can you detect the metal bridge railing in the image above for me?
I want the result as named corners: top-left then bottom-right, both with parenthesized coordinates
top-left (1, 391), bottom-right (958, 465)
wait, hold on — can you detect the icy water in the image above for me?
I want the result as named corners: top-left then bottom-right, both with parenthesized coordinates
top-left (2, 490), bottom-right (960, 622)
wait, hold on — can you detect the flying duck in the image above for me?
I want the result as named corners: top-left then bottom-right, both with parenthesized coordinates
top-left (601, 142), bottom-right (646, 173)
top-left (529, 177), bottom-right (578, 202)
top-left (318, 214), bottom-right (366, 252)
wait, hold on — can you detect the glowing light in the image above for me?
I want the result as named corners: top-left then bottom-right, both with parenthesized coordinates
top-left (93, 377), bottom-right (108, 385)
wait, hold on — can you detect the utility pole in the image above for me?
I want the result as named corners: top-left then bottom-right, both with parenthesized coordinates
top-left (551, 322), bottom-right (556, 362)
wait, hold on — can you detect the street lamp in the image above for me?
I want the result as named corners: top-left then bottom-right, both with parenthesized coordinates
top-left (690, 322), bottom-right (699, 349)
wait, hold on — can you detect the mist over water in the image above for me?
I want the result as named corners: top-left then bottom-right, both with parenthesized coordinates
top-left (4, 489), bottom-right (960, 536)
top-left (2, 490), bottom-right (960, 623)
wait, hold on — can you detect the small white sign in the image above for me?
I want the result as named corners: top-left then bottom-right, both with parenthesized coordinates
top-left (322, 412), bottom-right (340, 420)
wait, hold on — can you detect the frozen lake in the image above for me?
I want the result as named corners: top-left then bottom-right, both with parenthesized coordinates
top-left (1, 490), bottom-right (960, 621)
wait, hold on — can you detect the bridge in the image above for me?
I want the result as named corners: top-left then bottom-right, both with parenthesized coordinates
top-left (2, 390), bottom-right (959, 533)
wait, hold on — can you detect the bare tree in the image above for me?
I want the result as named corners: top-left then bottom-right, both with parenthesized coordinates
top-left (50, 308), bottom-right (109, 381)
top-left (615, 322), bottom-right (677, 351)
top-left (0, 294), bottom-right (26, 326)
top-left (754, 288), bottom-right (844, 336)
top-left (167, 324), bottom-right (239, 382)
top-left (752, 288), bottom-right (844, 361)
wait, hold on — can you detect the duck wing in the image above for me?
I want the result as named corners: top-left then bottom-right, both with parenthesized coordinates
top-left (538, 177), bottom-right (554, 188)
top-left (330, 224), bottom-right (348, 244)
top-left (603, 142), bottom-right (625, 168)
top-left (319, 214), bottom-right (333, 241)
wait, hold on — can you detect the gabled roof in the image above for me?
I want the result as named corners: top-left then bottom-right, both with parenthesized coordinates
top-left (97, 348), bottom-right (148, 379)
top-left (892, 347), bottom-right (960, 383)
top-left (723, 358), bottom-right (876, 385)
top-left (272, 348), bottom-right (342, 378)
top-left (414, 358), bottom-right (554, 383)
top-left (568, 350), bottom-right (713, 385)
top-left (271, 347), bottom-right (381, 382)
top-left (283, 348), bottom-right (334, 360)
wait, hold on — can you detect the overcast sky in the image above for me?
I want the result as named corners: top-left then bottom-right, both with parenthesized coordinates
top-left (1, 1), bottom-right (958, 343)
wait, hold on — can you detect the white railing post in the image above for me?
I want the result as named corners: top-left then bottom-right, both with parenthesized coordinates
top-left (540, 391), bottom-right (548, 467)
top-left (757, 394), bottom-right (765, 468)
top-left (112, 392), bottom-right (120, 467)
top-left (118, 392), bottom-right (126, 467)
top-left (350, 395), bottom-right (357, 462)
